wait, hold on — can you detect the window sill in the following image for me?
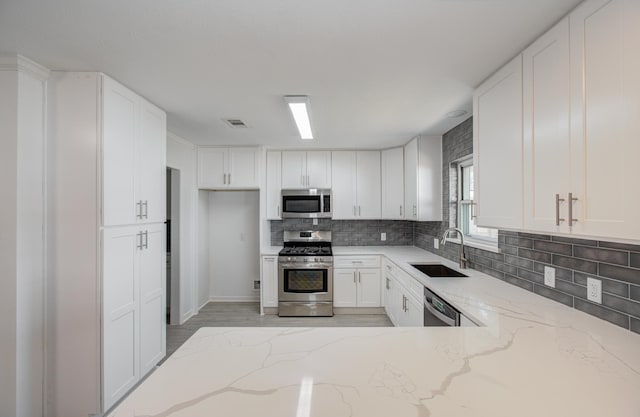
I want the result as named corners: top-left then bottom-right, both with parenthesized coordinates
top-left (444, 237), bottom-right (500, 254)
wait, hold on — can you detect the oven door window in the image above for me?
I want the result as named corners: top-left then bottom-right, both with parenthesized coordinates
top-left (283, 269), bottom-right (328, 293)
top-left (282, 196), bottom-right (321, 213)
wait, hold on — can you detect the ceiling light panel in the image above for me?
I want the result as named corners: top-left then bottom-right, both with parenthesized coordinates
top-left (284, 96), bottom-right (313, 140)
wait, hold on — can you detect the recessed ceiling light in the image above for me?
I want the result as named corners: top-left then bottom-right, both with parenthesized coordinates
top-left (446, 110), bottom-right (468, 118)
top-left (284, 95), bottom-right (313, 140)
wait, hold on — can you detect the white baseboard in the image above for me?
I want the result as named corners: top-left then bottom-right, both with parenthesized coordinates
top-left (208, 296), bottom-right (260, 302)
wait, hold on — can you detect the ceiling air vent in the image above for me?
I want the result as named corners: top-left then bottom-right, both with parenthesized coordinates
top-left (223, 118), bottom-right (248, 128)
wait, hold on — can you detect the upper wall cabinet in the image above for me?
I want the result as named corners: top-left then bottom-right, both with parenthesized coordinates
top-left (331, 151), bottom-right (381, 219)
top-left (103, 77), bottom-right (166, 226)
top-left (404, 136), bottom-right (442, 222)
top-left (197, 146), bottom-right (260, 189)
top-left (473, 55), bottom-right (523, 229)
top-left (281, 150), bottom-right (331, 189)
top-left (523, 18), bottom-right (571, 233)
top-left (382, 147), bottom-right (405, 220)
top-left (568, 0), bottom-right (640, 240)
top-left (265, 151), bottom-right (282, 220)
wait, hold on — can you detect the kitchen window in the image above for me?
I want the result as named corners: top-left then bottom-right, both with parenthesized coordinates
top-left (452, 157), bottom-right (498, 251)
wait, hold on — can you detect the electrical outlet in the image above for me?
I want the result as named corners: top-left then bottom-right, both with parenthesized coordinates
top-left (587, 277), bottom-right (602, 304)
top-left (313, 218), bottom-right (318, 226)
top-left (544, 266), bottom-right (556, 288)
top-left (253, 280), bottom-right (260, 290)
top-left (380, 232), bottom-right (386, 241)
top-left (433, 238), bottom-right (439, 249)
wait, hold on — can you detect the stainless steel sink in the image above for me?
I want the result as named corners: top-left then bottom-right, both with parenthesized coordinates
top-left (410, 263), bottom-right (468, 278)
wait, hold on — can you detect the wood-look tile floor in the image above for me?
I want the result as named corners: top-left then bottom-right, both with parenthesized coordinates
top-left (164, 302), bottom-right (392, 360)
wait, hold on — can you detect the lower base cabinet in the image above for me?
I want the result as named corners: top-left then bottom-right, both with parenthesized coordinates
top-left (333, 256), bottom-right (382, 308)
top-left (261, 256), bottom-right (278, 309)
top-left (384, 260), bottom-right (423, 327)
top-left (103, 223), bottom-right (165, 411)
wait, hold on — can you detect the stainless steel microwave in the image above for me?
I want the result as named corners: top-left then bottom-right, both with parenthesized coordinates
top-left (281, 189), bottom-right (332, 218)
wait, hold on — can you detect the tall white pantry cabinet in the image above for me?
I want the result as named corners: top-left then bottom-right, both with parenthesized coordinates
top-left (48, 72), bottom-right (166, 417)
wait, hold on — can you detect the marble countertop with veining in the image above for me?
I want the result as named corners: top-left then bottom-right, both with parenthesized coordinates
top-left (109, 246), bottom-right (640, 417)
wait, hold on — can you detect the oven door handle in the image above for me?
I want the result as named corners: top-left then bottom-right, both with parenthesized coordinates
top-left (279, 263), bottom-right (333, 269)
top-left (424, 300), bottom-right (457, 326)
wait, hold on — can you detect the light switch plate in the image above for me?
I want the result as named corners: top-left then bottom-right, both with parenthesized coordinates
top-left (433, 238), bottom-right (439, 249)
top-left (544, 266), bottom-right (556, 288)
top-left (313, 218), bottom-right (318, 226)
top-left (381, 232), bottom-right (387, 241)
top-left (587, 277), bottom-right (602, 304)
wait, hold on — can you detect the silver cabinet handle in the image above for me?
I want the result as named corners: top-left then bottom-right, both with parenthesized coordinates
top-left (358, 206), bottom-right (361, 216)
top-left (306, 175), bottom-right (309, 186)
top-left (358, 271), bottom-right (361, 283)
top-left (555, 194), bottom-right (565, 226)
top-left (400, 205), bottom-right (403, 216)
top-left (402, 295), bottom-right (406, 312)
top-left (136, 201), bottom-right (142, 219)
top-left (143, 200), bottom-right (148, 219)
top-left (136, 231), bottom-right (143, 250)
top-left (223, 173), bottom-right (226, 184)
top-left (228, 173), bottom-right (231, 184)
top-left (413, 205), bottom-right (417, 216)
top-left (386, 277), bottom-right (390, 289)
top-left (353, 271), bottom-right (356, 284)
top-left (143, 230), bottom-right (148, 249)
top-left (568, 193), bottom-right (578, 225)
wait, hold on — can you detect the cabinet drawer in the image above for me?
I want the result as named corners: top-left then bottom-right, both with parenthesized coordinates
top-left (383, 259), bottom-right (400, 278)
top-left (334, 256), bottom-right (380, 269)
top-left (408, 276), bottom-right (424, 302)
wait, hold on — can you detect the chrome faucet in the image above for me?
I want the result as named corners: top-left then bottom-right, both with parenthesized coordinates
top-left (440, 227), bottom-right (468, 269)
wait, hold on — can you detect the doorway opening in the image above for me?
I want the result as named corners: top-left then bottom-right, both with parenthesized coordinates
top-left (166, 167), bottom-right (181, 325)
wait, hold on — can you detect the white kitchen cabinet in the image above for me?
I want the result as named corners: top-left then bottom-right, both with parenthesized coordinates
top-left (281, 150), bottom-right (331, 189)
top-left (404, 139), bottom-right (418, 220)
top-left (331, 151), bottom-right (381, 219)
top-left (383, 259), bottom-right (423, 327)
top-left (568, 0), bottom-right (640, 240)
top-left (404, 136), bottom-right (442, 222)
top-left (197, 146), bottom-right (260, 189)
top-left (265, 151), bottom-right (282, 220)
top-left (473, 55), bottom-right (523, 229)
top-left (103, 223), bottom-right (165, 411)
top-left (333, 268), bottom-right (359, 307)
top-left (48, 72), bottom-right (166, 417)
top-left (381, 147), bottom-right (405, 219)
top-left (260, 256), bottom-right (278, 309)
top-left (103, 77), bottom-right (166, 226)
top-left (523, 18), bottom-right (571, 234)
top-left (333, 256), bottom-right (381, 308)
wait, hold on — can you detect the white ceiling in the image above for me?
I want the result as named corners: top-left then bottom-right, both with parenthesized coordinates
top-left (0, 0), bottom-right (582, 148)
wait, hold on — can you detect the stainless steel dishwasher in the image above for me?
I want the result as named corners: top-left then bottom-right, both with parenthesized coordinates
top-left (423, 287), bottom-right (460, 326)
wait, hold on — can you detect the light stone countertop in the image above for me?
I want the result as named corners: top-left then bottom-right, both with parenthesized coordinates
top-left (109, 246), bottom-right (640, 417)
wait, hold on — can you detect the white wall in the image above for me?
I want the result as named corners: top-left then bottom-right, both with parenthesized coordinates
top-left (198, 190), bottom-right (210, 308)
top-left (0, 55), bottom-right (48, 417)
top-left (166, 132), bottom-right (199, 323)
top-left (208, 191), bottom-right (260, 301)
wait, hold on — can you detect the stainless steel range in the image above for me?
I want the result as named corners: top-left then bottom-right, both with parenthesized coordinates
top-left (278, 230), bottom-right (333, 317)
